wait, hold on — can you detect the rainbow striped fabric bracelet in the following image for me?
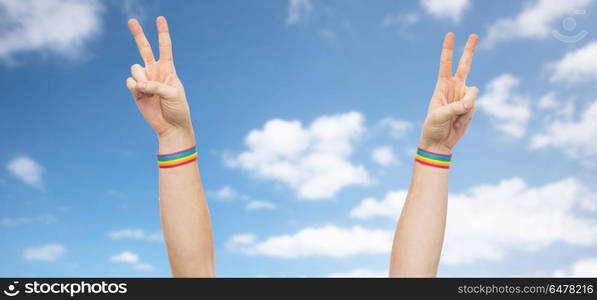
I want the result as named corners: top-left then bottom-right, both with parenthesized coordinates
top-left (157, 145), bottom-right (197, 169)
top-left (415, 147), bottom-right (451, 169)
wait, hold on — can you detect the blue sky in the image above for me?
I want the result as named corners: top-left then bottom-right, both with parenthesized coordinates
top-left (1, 0), bottom-right (597, 277)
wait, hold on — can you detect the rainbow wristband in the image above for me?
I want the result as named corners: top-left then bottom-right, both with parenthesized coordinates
top-left (157, 146), bottom-right (197, 169)
top-left (415, 147), bottom-right (451, 169)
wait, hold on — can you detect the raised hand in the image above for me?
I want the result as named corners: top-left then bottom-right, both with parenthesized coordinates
top-left (419, 33), bottom-right (479, 154)
top-left (390, 33), bottom-right (480, 277)
top-left (125, 17), bottom-right (214, 277)
top-left (126, 16), bottom-right (192, 141)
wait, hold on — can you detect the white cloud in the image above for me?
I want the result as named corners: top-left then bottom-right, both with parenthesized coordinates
top-left (107, 189), bottom-right (127, 199)
top-left (420, 0), bottom-right (471, 22)
top-left (1, 217), bottom-right (32, 227)
top-left (287, 0), bottom-right (313, 25)
top-left (210, 186), bottom-right (238, 200)
top-left (485, 0), bottom-right (593, 47)
top-left (536, 92), bottom-right (575, 119)
top-left (549, 40), bottom-right (597, 82)
top-left (0, 214), bottom-right (56, 227)
top-left (246, 201), bottom-right (277, 211)
top-left (229, 112), bottom-right (370, 199)
top-left (120, 0), bottom-right (145, 19)
top-left (0, 0), bottom-right (104, 62)
top-left (133, 263), bottom-right (155, 272)
top-left (110, 251), bottom-right (139, 264)
top-left (382, 12), bottom-right (419, 28)
top-left (537, 92), bottom-right (558, 109)
top-left (110, 251), bottom-right (155, 272)
top-left (350, 190), bottom-right (408, 220)
top-left (228, 225), bottom-right (392, 258)
top-left (23, 243), bottom-right (65, 261)
top-left (227, 233), bottom-right (258, 251)
top-left (380, 117), bottom-right (412, 139)
top-left (108, 229), bottom-right (162, 242)
top-left (319, 28), bottom-right (337, 40)
top-left (350, 177), bottom-right (597, 264)
top-left (552, 257), bottom-right (597, 277)
top-left (6, 156), bottom-right (44, 189)
top-left (371, 146), bottom-right (398, 167)
top-left (531, 100), bottom-right (597, 158)
top-left (326, 269), bottom-right (387, 278)
top-left (477, 74), bottom-right (531, 138)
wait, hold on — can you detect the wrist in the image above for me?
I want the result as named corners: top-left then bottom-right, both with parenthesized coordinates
top-left (158, 126), bottom-right (196, 154)
top-left (417, 139), bottom-right (451, 155)
top-left (415, 142), bottom-right (452, 169)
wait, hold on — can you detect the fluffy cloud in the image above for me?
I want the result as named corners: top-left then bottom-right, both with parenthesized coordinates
top-left (380, 117), bottom-right (412, 139)
top-left (552, 257), bottom-right (597, 277)
top-left (286, 0), bottom-right (313, 25)
top-left (326, 269), bottom-right (387, 277)
top-left (227, 225), bottom-right (392, 258)
top-left (229, 112), bottom-right (370, 199)
top-left (108, 229), bottom-right (162, 242)
top-left (210, 186), bottom-right (238, 200)
top-left (0, 214), bottom-right (56, 227)
top-left (227, 233), bottom-right (258, 251)
top-left (477, 74), bottom-right (531, 138)
top-left (350, 190), bottom-right (408, 220)
top-left (536, 92), bottom-right (575, 119)
top-left (485, 0), bottom-right (593, 47)
top-left (110, 251), bottom-right (139, 264)
top-left (537, 92), bottom-right (558, 109)
top-left (110, 251), bottom-right (155, 272)
top-left (350, 177), bottom-right (597, 264)
top-left (23, 243), bottom-right (65, 261)
top-left (246, 201), bottom-right (277, 211)
top-left (382, 13), bottom-right (419, 28)
top-left (0, 0), bottom-right (104, 62)
top-left (133, 263), bottom-right (155, 272)
top-left (531, 100), bottom-right (597, 159)
top-left (6, 156), bottom-right (44, 189)
top-left (120, 0), bottom-right (145, 19)
top-left (371, 146), bottom-right (398, 167)
top-left (549, 41), bottom-right (597, 82)
top-left (420, 0), bottom-right (471, 22)
top-left (319, 28), bottom-right (337, 41)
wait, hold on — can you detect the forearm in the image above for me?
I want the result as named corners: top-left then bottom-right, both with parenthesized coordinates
top-left (158, 129), bottom-right (215, 277)
top-left (385, 32), bottom-right (478, 278)
top-left (389, 145), bottom-right (449, 277)
top-left (126, 16), bottom-right (215, 277)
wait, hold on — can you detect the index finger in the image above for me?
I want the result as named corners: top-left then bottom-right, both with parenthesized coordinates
top-left (156, 16), bottom-right (173, 62)
top-left (438, 32), bottom-right (455, 79)
top-left (455, 34), bottom-right (479, 82)
top-left (128, 19), bottom-right (155, 64)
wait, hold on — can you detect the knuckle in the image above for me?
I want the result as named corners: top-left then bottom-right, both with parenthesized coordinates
top-left (131, 64), bottom-right (143, 72)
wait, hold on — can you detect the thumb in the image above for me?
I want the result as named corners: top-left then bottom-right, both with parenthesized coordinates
top-left (136, 81), bottom-right (179, 99)
top-left (434, 86), bottom-right (479, 121)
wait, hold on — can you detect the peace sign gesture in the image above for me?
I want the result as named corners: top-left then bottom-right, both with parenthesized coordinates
top-left (126, 16), bottom-right (192, 141)
top-left (419, 33), bottom-right (479, 154)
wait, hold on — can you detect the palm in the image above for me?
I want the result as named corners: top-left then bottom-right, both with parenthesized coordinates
top-left (422, 33), bottom-right (479, 151)
top-left (126, 17), bottom-right (190, 137)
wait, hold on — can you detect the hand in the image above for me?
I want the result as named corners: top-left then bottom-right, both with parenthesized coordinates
top-left (419, 33), bottom-right (479, 154)
top-left (126, 16), bottom-right (193, 142)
